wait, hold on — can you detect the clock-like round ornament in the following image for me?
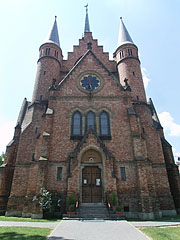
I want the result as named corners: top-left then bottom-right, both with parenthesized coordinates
top-left (80, 74), bottom-right (100, 91)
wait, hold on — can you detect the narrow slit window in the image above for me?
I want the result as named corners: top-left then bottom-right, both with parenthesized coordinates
top-left (120, 167), bottom-right (126, 181)
top-left (128, 49), bottom-right (132, 56)
top-left (57, 167), bottom-right (62, 181)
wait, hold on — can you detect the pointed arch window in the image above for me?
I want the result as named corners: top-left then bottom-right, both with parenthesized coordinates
top-left (99, 111), bottom-right (111, 139)
top-left (86, 111), bottom-right (96, 132)
top-left (71, 111), bottom-right (82, 139)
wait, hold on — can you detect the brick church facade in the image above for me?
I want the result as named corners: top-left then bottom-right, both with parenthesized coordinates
top-left (1, 10), bottom-right (180, 219)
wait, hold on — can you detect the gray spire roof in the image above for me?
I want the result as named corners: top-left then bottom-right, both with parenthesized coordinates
top-left (45, 16), bottom-right (60, 47)
top-left (84, 4), bottom-right (91, 32)
top-left (118, 17), bottom-right (134, 47)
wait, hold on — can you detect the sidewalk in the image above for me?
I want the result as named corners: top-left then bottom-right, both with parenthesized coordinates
top-left (47, 220), bottom-right (150, 240)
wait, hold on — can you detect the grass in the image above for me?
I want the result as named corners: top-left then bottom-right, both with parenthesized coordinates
top-left (140, 226), bottom-right (180, 240)
top-left (0, 216), bottom-right (61, 222)
top-left (128, 215), bottom-right (180, 222)
top-left (0, 226), bottom-right (52, 240)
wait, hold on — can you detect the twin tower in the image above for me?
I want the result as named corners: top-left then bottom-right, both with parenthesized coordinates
top-left (32, 14), bottom-right (146, 105)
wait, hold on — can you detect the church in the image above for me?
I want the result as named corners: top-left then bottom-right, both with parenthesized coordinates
top-left (0, 8), bottom-right (180, 219)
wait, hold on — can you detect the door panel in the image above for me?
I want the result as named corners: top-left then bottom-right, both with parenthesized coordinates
top-left (82, 166), bottom-right (102, 203)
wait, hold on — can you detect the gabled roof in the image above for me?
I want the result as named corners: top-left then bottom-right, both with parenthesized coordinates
top-left (56, 47), bottom-right (123, 90)
top-left (118, 17), bottom-right (134, 47)
top-left (70, 127), bottom-right (113, 159)
top-left (44, 16), bottom-right (60, 47)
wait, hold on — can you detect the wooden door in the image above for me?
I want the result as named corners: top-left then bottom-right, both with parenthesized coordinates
top-left (82, 166), bottom-right (102, 203)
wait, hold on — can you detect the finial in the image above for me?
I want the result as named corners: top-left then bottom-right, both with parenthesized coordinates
top-left (55, 16), bottom-right (57, 19)
top-left (120, 17), bottom-right (122, 19)
top-left (84, 4), bottom-right (88, 12)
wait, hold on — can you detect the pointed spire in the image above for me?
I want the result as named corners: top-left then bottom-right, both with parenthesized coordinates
top-left (84, 4), bottom-right (91, 33)
top-left (45, 16), bottom-right (60, 47)
top-left (118, 17), bottom-right (134, 47)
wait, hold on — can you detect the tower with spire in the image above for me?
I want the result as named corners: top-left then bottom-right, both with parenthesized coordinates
top-left (32, 16), bottom-right (63, 103)
top-left (114, 17), bottom-right (146, 102)
top-left (0, 8), bottom-right (180, 221)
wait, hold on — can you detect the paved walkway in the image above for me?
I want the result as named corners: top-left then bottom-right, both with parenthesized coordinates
top-left (47, 220), bottom-right (150, 240)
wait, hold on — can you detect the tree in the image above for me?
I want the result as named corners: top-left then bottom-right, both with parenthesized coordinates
top-left (0, 152), bottom-right (5, 166)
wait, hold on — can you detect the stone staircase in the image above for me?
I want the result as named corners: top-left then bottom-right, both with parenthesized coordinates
top-left (78, 203), bottom-right (110, 219)
top-left (63, 203), bottom-right (126, 220)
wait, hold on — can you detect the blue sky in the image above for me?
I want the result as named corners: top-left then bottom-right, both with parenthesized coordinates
top-left (0, 0), bottom-right (180, 160)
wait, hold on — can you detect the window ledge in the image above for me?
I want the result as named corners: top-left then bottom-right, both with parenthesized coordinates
top-left (99, 135), bottom-right (112, 140)
top-left (70, 135), bottom-right (83, 140)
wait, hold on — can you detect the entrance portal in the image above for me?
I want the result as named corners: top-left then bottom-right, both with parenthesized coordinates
top-left (82, 166), bottom-right (102, 203)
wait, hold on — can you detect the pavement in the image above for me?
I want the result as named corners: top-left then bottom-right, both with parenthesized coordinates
top-left (1, 219), bottom-right (180, 240)
top-left (47, 220), bottom-right (150, 240)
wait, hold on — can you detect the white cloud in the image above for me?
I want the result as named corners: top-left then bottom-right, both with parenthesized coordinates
top-left (141, 67), bottom-right (151, 89)
top-left (158, 112), bottom-right (180, 137)
top-left (0, 121), bottom-right (16, 153)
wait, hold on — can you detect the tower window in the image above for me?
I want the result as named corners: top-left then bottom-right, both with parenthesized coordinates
top-left (120, 51), bottom-right (124, 59)
top-left (57, 167), bottom-right (62, 181)
top-left (99, 111), bottom-right (111, 139)
top-left (71, 111), bottom-right (82, 139)
top-left (120, 167), bottom-right (126, 181)
top-left (54, 50), bottom-right (58, 58)
top-left (128, 49), bottom-right (132, 56)
top-left (86, 111), bottom-right (96, 132)
top-left (133, 71), bottom-right (135, 76)
top-left (45, 48), bottom-right (50, 55)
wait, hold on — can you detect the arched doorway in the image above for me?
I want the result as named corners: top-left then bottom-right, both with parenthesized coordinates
top-left (81, 149), bottom-right (103, 203)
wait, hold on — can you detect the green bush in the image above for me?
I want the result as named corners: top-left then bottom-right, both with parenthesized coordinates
top-left (110, 192), bottom-right (118, 206)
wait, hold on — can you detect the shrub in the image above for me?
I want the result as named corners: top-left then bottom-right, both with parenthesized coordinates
top-left (110, 192), bottom-right (118, 206)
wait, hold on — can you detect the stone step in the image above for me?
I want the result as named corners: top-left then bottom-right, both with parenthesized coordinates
top-left (78, 203), bottom-right (109, 219)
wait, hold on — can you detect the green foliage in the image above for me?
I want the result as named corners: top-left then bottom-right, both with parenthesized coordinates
top-left (69, 204), bottom-right (75, 212)
top-left (141, 226), bottom-right (180, 240)
top-left (67, 193), bottom-right (76, 206)
top-left (110, 192), bottom-right (118, 206)
top-left (33, 188), bottom-right (52, 210)
top-left (33, 188), bottom-right (63, 219)
top-left (0, 152), bottom-right (5, 166)
top-left (0, 226), bottom-right (51, 240)
top-left (115, 205), bottom-right (122, 212)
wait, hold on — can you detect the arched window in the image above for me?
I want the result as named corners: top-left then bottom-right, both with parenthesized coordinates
top-left (86, 111), bottom-right (96, 131)
top-left (99, 111), bottom-right (111, 139)
top-left (71, 111), bottom-right (82, 139)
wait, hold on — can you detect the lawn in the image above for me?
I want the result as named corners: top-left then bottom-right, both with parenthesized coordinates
top-left (141, 226), bottom-right (180, 240)
top-left (0, 226), bottom-right (52, 240)
top-left (0, 216), bottom-right (60, 222)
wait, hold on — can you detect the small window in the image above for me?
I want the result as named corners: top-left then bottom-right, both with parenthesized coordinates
top-left (133, 71), bottom-right (135, 76)
top-left (128, 49), bottom-right (132, 56)
top-left (57, 167), bottom-right (62, 181)
top-left (32, 153), bottom-right (35, 161)
top-left (46, 48), bottom-right (50, 55)
top-left (120, 167), bottom-right (126, 181)
top-left (86, 111), bottom-right (96, 131)
top-left (120, 51), bottom-right (124, 59)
